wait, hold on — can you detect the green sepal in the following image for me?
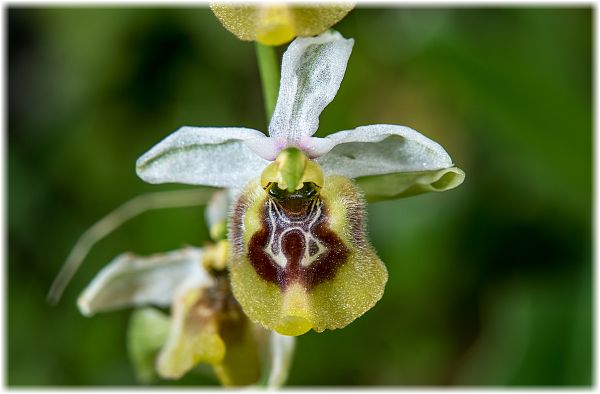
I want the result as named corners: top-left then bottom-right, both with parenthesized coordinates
top-left (126, 307), bottom-right (171, 383)
top-left (355, 167), bottom-right (465, 202)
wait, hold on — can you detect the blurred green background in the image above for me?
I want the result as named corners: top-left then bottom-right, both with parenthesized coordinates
top-left (8, 7), bottom-right (592, 386)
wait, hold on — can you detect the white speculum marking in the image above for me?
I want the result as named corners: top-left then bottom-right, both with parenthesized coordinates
top-left (264, 199), bottom-right (327, 269)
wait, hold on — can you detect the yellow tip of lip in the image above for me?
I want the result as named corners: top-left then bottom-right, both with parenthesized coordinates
top-left (275, 282), bottom-right (312, 336)
top-left (275, 315), bottom-right (312, 336)
top-left (256, 24), bottom-right (296, 46)
top-left (255, 5), bottom-right (296, 46)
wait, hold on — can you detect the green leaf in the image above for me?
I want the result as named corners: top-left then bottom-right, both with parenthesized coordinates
top-left (355, 167), bottom-right (465, 202)
top-left (127, 307), bottom-right (171, 383)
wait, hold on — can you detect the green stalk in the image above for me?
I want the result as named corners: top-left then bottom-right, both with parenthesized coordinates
top-left (255, 42), bottom-right (280, 123)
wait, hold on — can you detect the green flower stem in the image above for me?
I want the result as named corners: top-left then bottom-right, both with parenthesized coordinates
top-left (255, 42), bottom-right (280, 122)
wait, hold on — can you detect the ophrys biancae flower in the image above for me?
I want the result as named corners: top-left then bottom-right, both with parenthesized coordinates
top-left (136, 30), bottom-right (464, 336)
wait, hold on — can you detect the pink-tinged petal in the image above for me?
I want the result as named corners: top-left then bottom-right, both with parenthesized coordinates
top-left (244, 136), bottom-right (286, 161)
top-left (297, 136), bottom-right (336, 159)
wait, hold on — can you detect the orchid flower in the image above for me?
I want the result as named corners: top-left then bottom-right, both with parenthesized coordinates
top-left (76, 190), bottom-right (295, 387)
top-left (136, 30), bottom-right (464, 337)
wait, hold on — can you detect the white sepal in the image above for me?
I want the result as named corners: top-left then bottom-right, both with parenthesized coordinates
top-left (269, 31), bottom-right (354, 143)
top-left (316, 124), bottom-right (454, 177)
top-left (136, 127), bottom-right (270, 188)
top-left (77, 247), bottom-right (210, 316)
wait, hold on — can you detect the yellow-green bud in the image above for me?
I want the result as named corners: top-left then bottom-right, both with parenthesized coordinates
top-left (210, 3), bottom-right (354, 46)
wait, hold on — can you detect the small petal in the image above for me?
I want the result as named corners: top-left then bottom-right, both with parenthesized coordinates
top-left (136, 127), bottom-right (270, 188)
top-left (77, 248), bottom-right (209, 316)
top-left (127, 307), bottom-right (170, 383)
top-left (316, 124), bottom-right (455, 177)
top-left (269, 31), bottom-right (354, 143)
top-left (229, 176), bottom-right (387, 336)
top-left (356, 167), bottom-right (466, 202)
top-left (245, 136), bottom-right (286, 162)
top-left (156, 287), bottom-right (225, 379)
top-left (297, 135), bottom-right (336, 159)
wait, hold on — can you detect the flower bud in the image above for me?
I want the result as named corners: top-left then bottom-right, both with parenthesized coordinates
top-left (211, 3), bottom-right (354, 46)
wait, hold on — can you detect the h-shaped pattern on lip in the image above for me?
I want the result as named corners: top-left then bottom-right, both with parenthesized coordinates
top-left (264, 198), bottom-right (326, 268)
top-left (247, 195), bottom-right (350, 291)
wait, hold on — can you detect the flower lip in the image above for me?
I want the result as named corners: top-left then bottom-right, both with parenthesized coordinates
top-left (229, 175), bottom-right (388, 335)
